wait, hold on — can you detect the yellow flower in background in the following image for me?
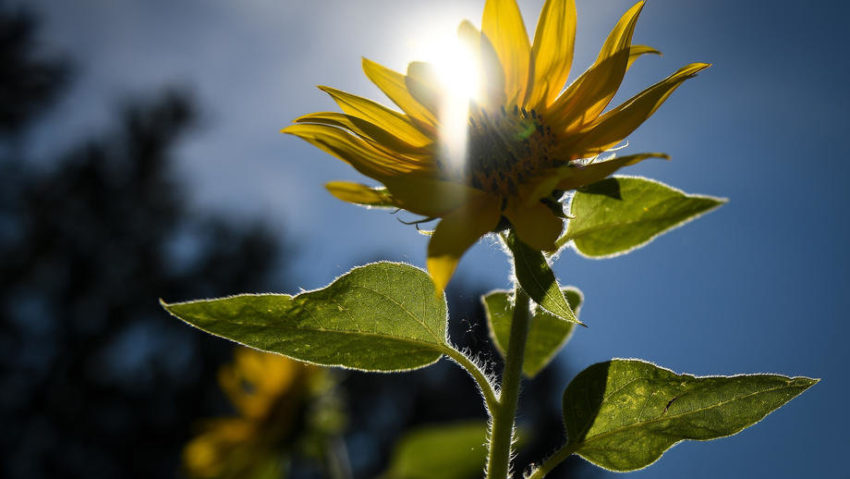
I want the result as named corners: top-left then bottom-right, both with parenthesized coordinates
top-left (183, 348), bottom-right (340, 479)
top-left (283, 0), bottom-right (708, 293)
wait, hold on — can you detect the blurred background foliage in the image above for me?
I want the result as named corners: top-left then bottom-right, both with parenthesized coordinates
top-left (0, 4), bottom-right (598, 478)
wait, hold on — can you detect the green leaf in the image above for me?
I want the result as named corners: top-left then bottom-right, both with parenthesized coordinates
top-left (505, 233), bottom-right (582, 325)
top-left (562, 359), bottom-right (818, 472)
top-left (382, 421), bottom-right (488, 479)
top-left (162, 262), bottom-right (449, 372)
top-left (557, 176), bottom-right (726, 257)
top-left (483, 288), bottom-right (582, 377)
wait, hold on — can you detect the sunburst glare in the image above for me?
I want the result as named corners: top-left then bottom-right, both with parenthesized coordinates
top-left (409, 28), bottom-right (481, 179)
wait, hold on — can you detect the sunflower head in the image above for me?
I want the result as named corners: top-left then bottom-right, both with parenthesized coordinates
top-left (284, 0), bottom-right (708, 293)
top-left (183, 348), bottom-right (340, 479)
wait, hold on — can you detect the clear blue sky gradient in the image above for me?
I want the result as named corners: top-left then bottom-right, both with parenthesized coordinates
top-left (21, 0), bottom-right (849, 476)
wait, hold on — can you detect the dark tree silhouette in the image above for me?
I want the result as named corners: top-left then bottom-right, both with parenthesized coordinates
top-left (0, 3), bottom-right (68, 135)
top-left (0, 5), bottom-right (601, 478)
top-left (0, 6), bottom-right (284, 478)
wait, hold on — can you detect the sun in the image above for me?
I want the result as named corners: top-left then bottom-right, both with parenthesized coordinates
top-left (408, 26), bottom-right (482, 179)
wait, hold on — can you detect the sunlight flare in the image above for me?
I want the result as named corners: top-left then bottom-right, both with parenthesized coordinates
top-left (411, 29), bottom-right (481, 178)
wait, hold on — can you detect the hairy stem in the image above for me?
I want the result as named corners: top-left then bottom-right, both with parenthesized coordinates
top-left (486, 287), bottom-right (531, 479)
top-left (443, 346), bottom-right (499, 413)
top-left (525, 442), bottom-right (578, 479)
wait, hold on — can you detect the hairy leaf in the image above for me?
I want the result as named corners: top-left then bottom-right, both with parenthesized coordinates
top-left (562, 359), bottom-right (818, 471)
top-left (484, 288), bottom-right (582, 377)
top-left (558, 176), bottom-right (725, 257)
top-left (162, 262), bottom-right (449, 372)
top-left (382, 421), bottom-right (488, 479)
top-left (505, 233), bottom-right (581, 325)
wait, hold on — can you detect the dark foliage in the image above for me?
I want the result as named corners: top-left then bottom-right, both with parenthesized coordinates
top-left (0, 3), bottom-right (68, 135)
top-left (0, 8), bottom-right (283, 477)
top-left (0, 5), bottom-right (600, 478)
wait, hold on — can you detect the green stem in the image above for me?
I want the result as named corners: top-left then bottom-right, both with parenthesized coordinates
top-left (323, 436), bottom-right (352, 479)
top-left (443, 346), bottom-right (499, 413)
top-left (525, 442), bottom-right (578, 479)
top-left (486, 287), bottom-right (531, 479)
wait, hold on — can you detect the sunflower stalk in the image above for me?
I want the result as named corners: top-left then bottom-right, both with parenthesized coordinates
top-left (486, 286), bottom-right (531, 479)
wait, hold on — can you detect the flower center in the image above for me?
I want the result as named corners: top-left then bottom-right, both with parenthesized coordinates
top-left (463, 105), bottom-right (559, 196)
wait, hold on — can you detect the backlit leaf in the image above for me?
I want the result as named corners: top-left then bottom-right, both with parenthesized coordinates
top-left (484, 288), bottom-right (582, 377)
top-left (162, 262), bottom-right (449, 372)
top-left (562, 359), bottom-right (818, 471)
top-left (557, 176), bottom-right (725, 257)
top-left (382, 421), bottom-right (488, 479)
top-left (505, 233), bottom-right (581, 325)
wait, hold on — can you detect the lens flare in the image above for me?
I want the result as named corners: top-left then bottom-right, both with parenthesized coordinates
top-left (410, 32), bottom-right (481, 179)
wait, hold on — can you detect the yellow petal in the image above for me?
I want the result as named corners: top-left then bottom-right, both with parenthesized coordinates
top-left (383, 175), bottom-right (490, 218)
top-left (518, 173), bottom-right (563, 206)
top-left (482, 0), bottom-right (531, 105)
top-left (183, 418), bottom-right (254, 478)
top-left (362, 57), bottom-right (438, 130)
top-left (528, 0), bottom-right (576, 109)
top-left (325, 181), bottom-right (397, 208)
top-left (427, 194), bottom-right (501, 293)
top-left (405, 62), bottom-right (443, 119)
top-left (282, 123), bottom-right (426, 179)
top-left (555, 152), bottom-right (669, 190)
top-left (627, 44), bottom-right (661, 69)
top-left (317, 86), bottom-right (433, 147)
top-left (570, 63), bottom-right (711, 153)
top-left (547, 2), bottom-right (645, 130)
top-left (295, 111), bottom-right (432, 158)
top-left (504, 198), bottom-right (563, 251)
top-left (286, 124), bottom-right (483, 218)
top-left (547, 48), bottom-right (631, 131)
top-left (458, 20), bottom-right (506, 110)
top-left (596, 1), bottom-right (645, 62)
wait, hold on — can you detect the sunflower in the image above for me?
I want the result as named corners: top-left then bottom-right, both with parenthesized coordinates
top-left (283, 0), bottom-right (708, 293)
top-left (183, 348), bottom-right (340, 479)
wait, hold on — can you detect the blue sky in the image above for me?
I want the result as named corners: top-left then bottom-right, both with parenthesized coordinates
top-left (21, 0), bottom-right (849, 476)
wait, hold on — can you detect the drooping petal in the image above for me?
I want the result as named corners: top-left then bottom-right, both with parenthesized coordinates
top-left (383, 175), bottom-right (491, 218)
top-left (405, 62), bottom-right (443, 119)
top-left (570, 63), bottom-right (711, 153)
top-left (295, 111), bottom-right (433, 158)
top-left (528, 0), bottom-right (576, 109)
top-left (547, 2), bottom-right (644, 130)
top-left (318, 86), bottom-right (432, 147)
top-left (458, 20), bottom-right (506, 110)
top-left (504, 199), bottom-right (563, 251)
top-left (325, 181), bottom-right (397, 209)
top-left (282, 123), bottom-right (426, 179)
top-left (427, 194), bottom-right (501, 293)
top-left (627, 44), bottom-right (661, 69)
top-left (362, 57), bottom-right (438, 130)
top-left (555, 152), bottom-right (669, 190)
top-left (518, 173), bottom-right (564, 206)
top-left (482, 0), bottom-right (532, 105)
